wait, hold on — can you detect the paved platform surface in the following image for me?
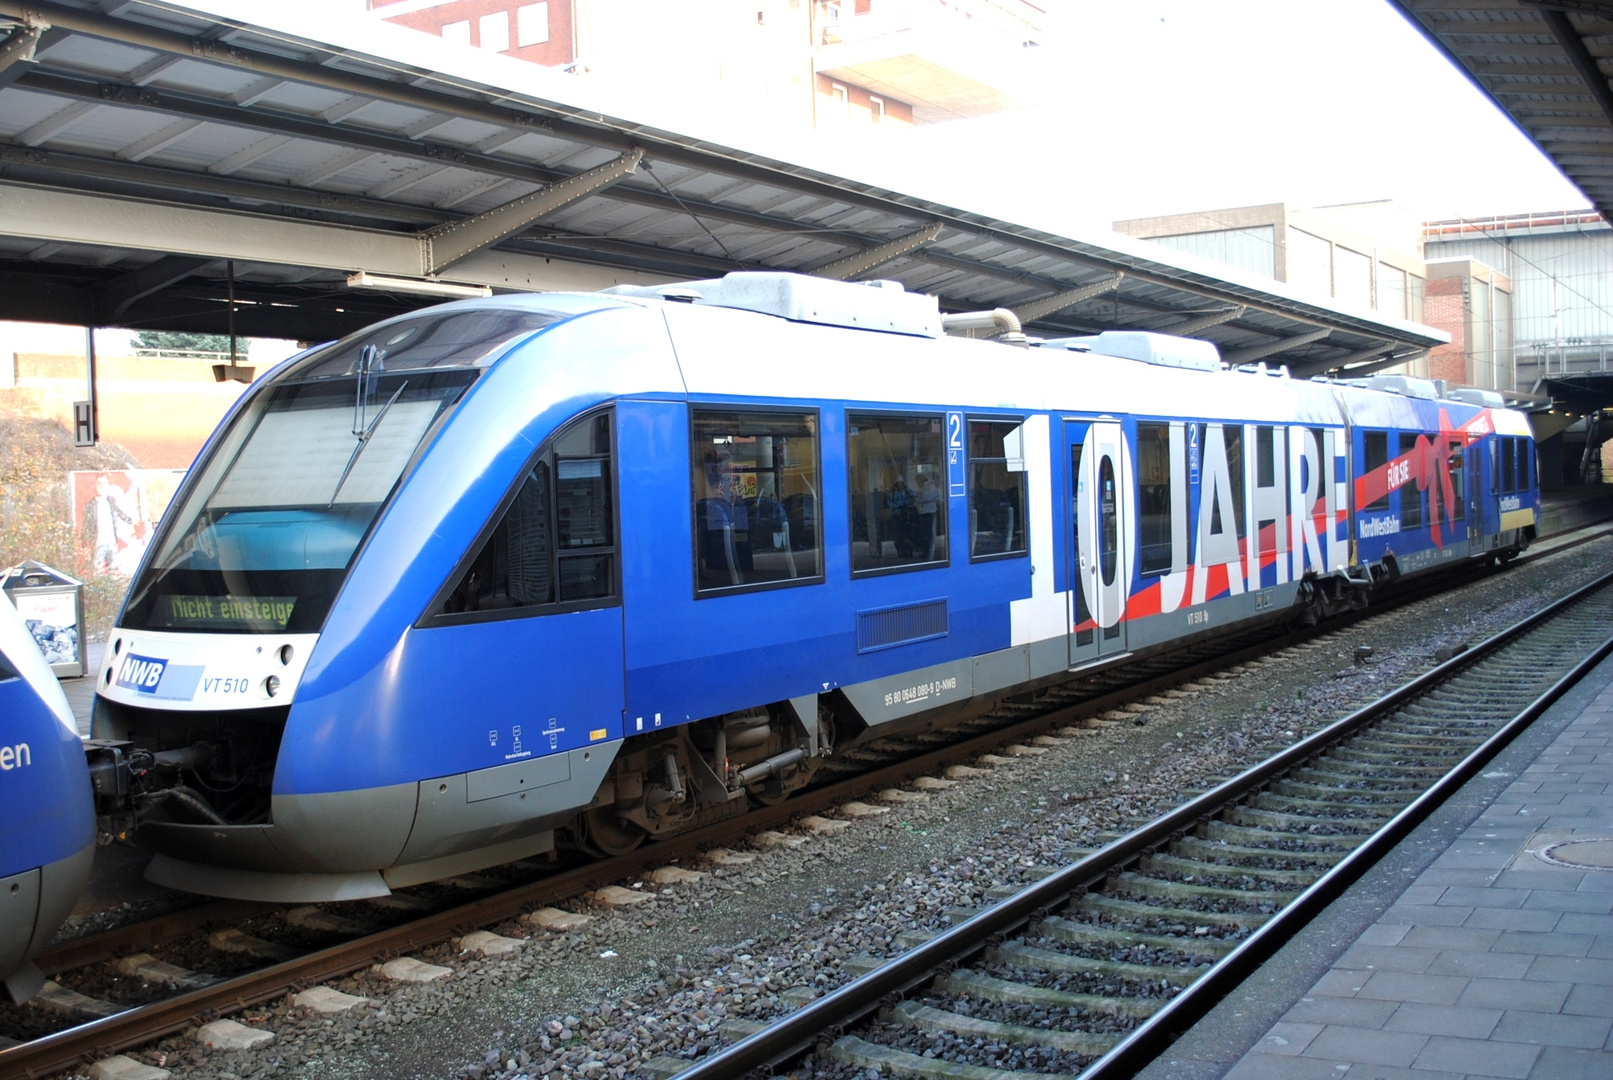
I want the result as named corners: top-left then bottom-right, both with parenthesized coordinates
top-left (1141, 651), bottom-right (1613, 1079)
top-left (63, 640), bottom-right (104, 736)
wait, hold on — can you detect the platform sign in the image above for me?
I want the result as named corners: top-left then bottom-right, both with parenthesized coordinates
top-left (73, 400), bottom-right (96, 447)
top-left (946, 411), bottom-right (965, 497)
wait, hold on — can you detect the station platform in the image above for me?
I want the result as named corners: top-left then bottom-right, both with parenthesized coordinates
top-left (62, 640), bottom-right (103, 737)
top-left (1538, 485), bottom-right (1613, 536)
top-left (1143, 650), bottom-right (1613, 1079)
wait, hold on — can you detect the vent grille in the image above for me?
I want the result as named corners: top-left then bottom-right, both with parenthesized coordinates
top-left (857, 599), bottom-right (948, 653)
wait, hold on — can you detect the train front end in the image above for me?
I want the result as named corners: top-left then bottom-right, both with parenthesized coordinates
top-left (1, 593), bottom-right (94, 1003)
top-left (89, 297), bottom-right (636, 901)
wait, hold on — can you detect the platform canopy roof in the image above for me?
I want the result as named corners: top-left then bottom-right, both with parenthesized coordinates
top-left (1392, 0), bottom-right (1613, 222)
top-left (0, 0), bottom-right (1444, 377)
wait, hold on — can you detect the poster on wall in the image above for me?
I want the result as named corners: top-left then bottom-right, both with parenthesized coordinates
top-left (11, 586), bottom-right (79, 668)
top-left (69, 469), bottom-right (187, 577)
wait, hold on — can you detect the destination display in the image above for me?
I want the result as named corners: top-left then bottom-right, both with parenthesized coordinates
top-left (152, 594), bottom-right (297, 631)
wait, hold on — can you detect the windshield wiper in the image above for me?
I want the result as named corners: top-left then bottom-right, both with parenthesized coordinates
top-left (331, 344), bottom-right (407, 506)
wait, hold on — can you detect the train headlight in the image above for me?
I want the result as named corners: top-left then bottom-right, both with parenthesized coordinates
top-left (264, 675), bottom-right (281, 698)
top-left (279, 644), bottom-right (294, 666)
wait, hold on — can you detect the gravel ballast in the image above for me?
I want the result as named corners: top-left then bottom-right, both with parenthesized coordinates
top-left (44, 539), bottom-right (1613, 1080)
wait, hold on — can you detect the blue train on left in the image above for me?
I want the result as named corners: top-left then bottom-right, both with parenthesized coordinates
top-left (0, 592), bottom-right (94, 1003)
top-left (83, 272), bottom-right (1538, 902)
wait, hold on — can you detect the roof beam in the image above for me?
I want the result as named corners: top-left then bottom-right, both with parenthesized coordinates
top-left (1538, 7), bottom-right (1613, 127)
top-left (1337, 351), bottom-right (1424, 379)
top-left (91, 253), bottom-right (211, 322)
top-left (811, 222), bottom-right (941, 280)
top-left (0, 19), bottom-right (42, 78)
top-left (1520, 0), bottom-right (1613, 18)
top-left (1287, 342), bottom-right (1398, 378)
top-left (0, 181), bottom-right (662, 292)
top-left (1, 141), bottom-right (448, 226)
top-left (421, 148), bottom-right (643, 274)
top-left (1154, 305), bottom-right (1246, 337)
top-left (1011, 274), bottom-right (1125, 324)
top-left (1222, 328), bottom-right (1333, 367)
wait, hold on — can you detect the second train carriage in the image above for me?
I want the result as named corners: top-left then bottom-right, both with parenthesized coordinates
top-left (86, 273), bottom-right (1539, 900)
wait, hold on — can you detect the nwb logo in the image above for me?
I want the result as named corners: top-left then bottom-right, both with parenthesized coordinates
top-left (117, 654), bottom-right (167, 693)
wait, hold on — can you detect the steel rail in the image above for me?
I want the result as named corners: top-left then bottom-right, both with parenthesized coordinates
top-left (6, 545), bottom-right (1607, 1076)
top-left (667, 567), bottom-right (1613, 1080)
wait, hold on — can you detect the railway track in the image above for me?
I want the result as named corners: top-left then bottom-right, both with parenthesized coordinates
top-left (663, 565), bottom-right (1613, 1080)
top-left (1, 529), bottom-right (1608, 1077)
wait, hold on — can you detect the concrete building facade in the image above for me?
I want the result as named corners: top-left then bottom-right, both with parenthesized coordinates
top-left (1114, 201), bottom-right (1515, 396)
top-left (366, 0), bottom-right (1043, 136)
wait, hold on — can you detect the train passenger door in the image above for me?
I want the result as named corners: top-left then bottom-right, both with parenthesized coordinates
top-left (1066, 420), bottom-right (1128, 669)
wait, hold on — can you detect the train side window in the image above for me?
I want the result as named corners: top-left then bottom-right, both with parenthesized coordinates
top-left (967, 418), bottom-right (1027, 559)
top-left (1522, 440), bottom-right (1533, 489)
top-left (1397, 433), bottom-right (1422, 530)
top-left (1136, 422), bottom-right (1172, 576)
top-left (1363, 430), bottom-right (1389, 510)
top-left (848, 413), bottom-right (947, 573)
top-left (1501, 437), bottom-right (1516, 493)
top-left (436, 409), bottom-right (615, 620)
top-left (1223, 424), bottom-right (1246, 540)
top-left (692, 408), bottom-right (822, 593)
top-left (1449, 447), bottom-right (1466, 520)
top-left (1489, 440), bottom-right (1499, 495)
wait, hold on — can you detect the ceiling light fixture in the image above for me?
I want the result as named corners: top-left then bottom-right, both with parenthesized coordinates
top-left (345, 272), bottom-right (492, 299)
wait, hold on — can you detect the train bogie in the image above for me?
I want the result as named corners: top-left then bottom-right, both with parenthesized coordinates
top-left (86, 273), bottom-right (1540, 900)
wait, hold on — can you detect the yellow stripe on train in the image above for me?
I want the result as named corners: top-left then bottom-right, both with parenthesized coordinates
top-left (1501, 508), bottom-right (1536, 531)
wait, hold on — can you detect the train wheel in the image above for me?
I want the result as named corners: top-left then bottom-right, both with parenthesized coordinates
top-left (745, 780), bottom-right (792, 807)
top-left (578, 806), bottom-right (647, 856)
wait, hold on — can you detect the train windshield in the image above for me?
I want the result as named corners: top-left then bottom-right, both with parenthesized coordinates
top-left (122, 308), bottom-right (558, 634)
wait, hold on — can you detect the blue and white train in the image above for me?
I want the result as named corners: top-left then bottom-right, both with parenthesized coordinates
top-left (87, 273), bottom-right (1539, 901)
top-left (1, 592), bottom-right (94, 1003)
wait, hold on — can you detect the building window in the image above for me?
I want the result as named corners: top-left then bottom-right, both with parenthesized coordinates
top-left (480, 11), bottom-right (511, 52)
top-left (442, 19), bottom-right (471, 45)
top-left (967, 418), bottom-right (1027, 559)
top-left (831, 82), bottom-right (849, 121)
top-left (848, 413), bottom-right (946, 572)
top-left (517, 3), bottom-right (550, 46)
top-left (692, 408), bottom-right (822, 593)
top-left (869, 95), bottom-right (885, 126)
top-left (1377, 264), bottom-right (1406, 320)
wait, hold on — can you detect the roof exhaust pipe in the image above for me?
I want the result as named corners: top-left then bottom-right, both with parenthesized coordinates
top-left (941, 308), bottom-right (1027, 348)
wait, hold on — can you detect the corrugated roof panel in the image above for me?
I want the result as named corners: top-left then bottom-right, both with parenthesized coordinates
top-left (0, 89), bottom-right (77, 138)
top-left (32, 35), bottom-right (158, 77)
top-left (0, 0), bottom-right (1450, 371)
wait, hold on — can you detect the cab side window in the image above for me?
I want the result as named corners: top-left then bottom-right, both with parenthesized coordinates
top-left (437, 410), bottom-right (616, 618)
top-left (692, 408), bottom-right (822, 593)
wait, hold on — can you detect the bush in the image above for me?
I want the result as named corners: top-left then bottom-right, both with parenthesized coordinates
top-left (0, 408), bottom-right (138, 638)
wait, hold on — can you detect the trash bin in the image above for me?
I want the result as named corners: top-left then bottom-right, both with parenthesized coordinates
top-left (1, 560), bottom-right (86, 678)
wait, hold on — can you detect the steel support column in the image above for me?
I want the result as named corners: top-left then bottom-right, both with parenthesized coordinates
top-left (1157, 305), bottom-right (1245, 337)
top-left (420, 148), bottom-right (644, 274)
top-left (1222, 327), bottom-right (1332, 367)
top-left (1011, 273), bottom-right (1125, 325)
top-left (810, 223), bottom-right (942, 280)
